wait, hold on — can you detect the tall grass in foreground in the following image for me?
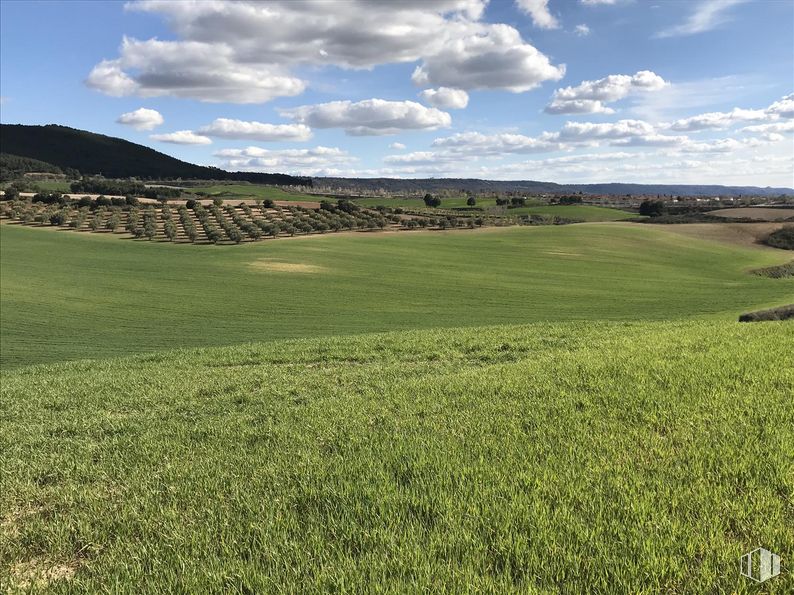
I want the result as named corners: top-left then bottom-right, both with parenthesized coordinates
top-left (1, 321), bottom-right (792, 592)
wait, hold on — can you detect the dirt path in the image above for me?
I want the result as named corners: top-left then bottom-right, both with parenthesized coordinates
top-left (647, 222), bottom-right (788, 250)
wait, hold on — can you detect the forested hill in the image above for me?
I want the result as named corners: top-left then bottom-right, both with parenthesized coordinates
top-left (3, 124), bottom-right (791, 197)
top-left (314, 177), bottom-right (794, 197)
top-left (0, 124), bottom-right (310, 186)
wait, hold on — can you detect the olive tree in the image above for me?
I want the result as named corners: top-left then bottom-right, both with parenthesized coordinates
top-left (164, 219), bottom-right (177, 242)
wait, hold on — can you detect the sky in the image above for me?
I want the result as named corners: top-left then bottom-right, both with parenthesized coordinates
top-left (1, 0), bottom-right (793, 186)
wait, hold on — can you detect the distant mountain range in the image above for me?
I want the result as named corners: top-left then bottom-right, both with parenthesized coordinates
top-left (314, 177), bottom-right (794, 198)
top-left (1, 123), bottom-right (791, 197)
top-left (0, 124), bottom-right (310, 186)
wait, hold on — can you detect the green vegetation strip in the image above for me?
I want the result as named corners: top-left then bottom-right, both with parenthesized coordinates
top-left (2, 223), bottom-right (792, 368)
top-left (1, 321), bottom-right (791, 592)
top-left (504, 204), bottom-right (638, 222)
top-left (751, 261), bottom-right (794, 278)
top-left (186, 184), bottom-right (320, 202)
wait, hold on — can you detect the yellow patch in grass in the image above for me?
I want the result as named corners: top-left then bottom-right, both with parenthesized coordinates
top-left (7, 559), bottom-right (79, 590)
top-left (249, 259), bottom-right (327, 273)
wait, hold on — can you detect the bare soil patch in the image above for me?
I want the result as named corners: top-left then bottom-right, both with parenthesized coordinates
top-left (249, 260), bottom-right (327, 273)
top-left (708, 207), bottom-right (794, 221)
top-left (545, 251), bottom-right (582, 257)
top-left (657, 222), bottom-right (787, 250)
top-left (7, 558), bottom-right (80, 591)
top-left (1, 504), bottom-right (44, 539)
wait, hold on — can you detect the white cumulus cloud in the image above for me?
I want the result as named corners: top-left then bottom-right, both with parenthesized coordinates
top-left (87, 37), bottom-right (305, 103)
top-left (432, 131), bottom-right (561, 154)
top-left (767, 93), bottom-right (794, 119)
top-left (198, 118), bottom-right (312, 141)
top-left (214, 146), bottom-right (356, 175)
top-left (574, 24), bottom-right (591, 37)
top-left (545, 70), bottom-right (668, 115)
top-left (149, 130), bottom-right (212, 145)
top-left (87, 1), bottom-right (563, 102)
top-left (116, 107), bottom-right (164, 130)
top-left (419, 87), bottom-right (470, 109)
top-left (280, 99), bottom-right (451, 136)
top-left (411, 23), bottom-right (565, 92)
top-left (666, 108), bottom-right (768, 132)
top-left (389, 142), bottom-right (407, 150)
top-left (556, 119), bottom-right (656, 141)
top-left (515, 0), bottom-right (559, 29)
top-left (656, 0), bottom-right (747, 38)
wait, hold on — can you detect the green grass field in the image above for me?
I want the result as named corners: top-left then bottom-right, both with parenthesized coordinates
top-left (506, 204), bottom-right (639, 222)
top-left (351, 197), bottom-right (637, 222)
top-left (1, 321), bottom-right (791, 592)
top-left (351, 196), bottom-right (530, 209)
top-left (32, 180), bottom-right (73, 193)
top-left (185, 184), bottom-right (321, 202)
top-left (0, 180), bottom-right (73, 193)
top-left (353, 196), bottom-right (544, 210)
top-left (2, 221), bottom-right (793, 591)
top-left (1, 223), bottom-right (791, 368)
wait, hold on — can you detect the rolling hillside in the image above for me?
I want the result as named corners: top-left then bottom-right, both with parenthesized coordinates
top-left (0, 124), bottom-right (309, 185)
top-left (2, 222), bottom-right (792, 367)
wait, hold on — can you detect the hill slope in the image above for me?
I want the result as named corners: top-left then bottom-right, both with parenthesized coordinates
top-left (2, 223), bottom-right (792, 367)
top-left (2, 321), bottom-right (792, 591)
top-left (0, 124), bottom-right (309, 185)
top-left (2, 124), bottom-right (791, 196)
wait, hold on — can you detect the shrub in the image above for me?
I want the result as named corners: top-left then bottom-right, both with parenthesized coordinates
top-left (227, 227), bottom-right (243, 244)
top-left (49, 211), bottom-right (68, 226)
top-left (185, 199), bottom-right (197, 209)
top-left (337, 199), bottom-right (359, 213)
top-left (106, 213), bottom-right (121, 232)
top-left (164, 220), bottom-right (177, 242)
top-left (764, 226), bottom-right (794, 250)
top-left (213, 198), bottom-right (223, 207)
top-left (639, 200), bottom-right (666, 217)
top-left (423, 194), bottom-right (441, 208)
top-left (69, 211), bottom-right (85, 229)
top-left (467, 196), bottom-right (476, 206)
top-left (126, 209), bottom-right (140, 234)
top-left (739, 304), bottom-right (794, 322)
top-left (206, 227), bottom-right (222, 244)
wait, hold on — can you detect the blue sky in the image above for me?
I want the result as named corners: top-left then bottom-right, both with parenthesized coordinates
top-left (1, 0), bottom-right (792, 186)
